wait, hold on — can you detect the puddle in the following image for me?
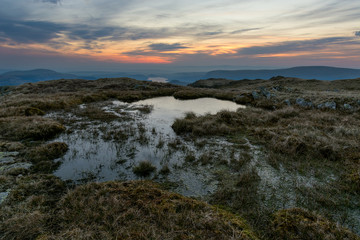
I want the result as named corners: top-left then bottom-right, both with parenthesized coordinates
top-left (53, 97), bottom-right (245, 197)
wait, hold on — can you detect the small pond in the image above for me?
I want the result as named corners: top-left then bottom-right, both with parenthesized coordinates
top-left (53, 97), bottom-right (245, 196)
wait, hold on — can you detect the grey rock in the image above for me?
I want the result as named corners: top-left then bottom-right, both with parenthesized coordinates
top-left (0, 157), bottom-right (15, 164)
top-left (343, 104), bottom-right (352, 110)
top-left (0, 191), bottom-right (10, 204)
top-left (252, 91), bottom-right (261, 100)
top-left (0, 152), bottom-right (19, 165)
top-left (325, 101), bottom-right (336, 109)
top-left (0, 152), bottom-right (19, 157)
top-left (259, 87), bottom-right (271, 99)
top-left (272, 86), bottom-right (283, 92)
top-left (296, 98), bottom-right (313, 108)
top-left (284, 99), bottom-right (291, 106)
top-left (317, 101), bottom-right (336, 110)
top-left (0, 162), bottom-right (32, 175)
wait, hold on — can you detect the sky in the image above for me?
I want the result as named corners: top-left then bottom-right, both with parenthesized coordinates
top-left (0, 0), bottom-right (359, 72)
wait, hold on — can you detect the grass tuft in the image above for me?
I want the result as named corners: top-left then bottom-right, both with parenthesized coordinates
top-left (132, 161), bottom-right (157, 178)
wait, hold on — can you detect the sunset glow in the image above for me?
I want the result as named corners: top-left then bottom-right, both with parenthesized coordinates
top-left (0, 0), bottom-right (359, 71)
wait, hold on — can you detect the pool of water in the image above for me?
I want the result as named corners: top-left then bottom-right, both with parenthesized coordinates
top-left (52, 97), bottom-right (245, 196)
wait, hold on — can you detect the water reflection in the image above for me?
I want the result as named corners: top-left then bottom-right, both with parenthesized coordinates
top-left (53, 97), bottom-right (245, 196)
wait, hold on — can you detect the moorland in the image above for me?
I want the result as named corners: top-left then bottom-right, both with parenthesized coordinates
top-left (0, 76), bottom-right (359, 240)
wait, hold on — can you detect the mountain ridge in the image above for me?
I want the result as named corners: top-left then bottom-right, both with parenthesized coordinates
top-left (205, 66), bottom-right (360, 81)
top-left (0, 69), bottom-right (78, 86)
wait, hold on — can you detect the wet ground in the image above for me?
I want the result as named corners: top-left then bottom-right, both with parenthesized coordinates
top-left (51, 96), bottom-right (245, 196)
top-left (47, 96), bottom-right (359, 233)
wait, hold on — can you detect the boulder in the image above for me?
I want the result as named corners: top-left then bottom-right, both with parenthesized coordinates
top-left (296, 98), bottom-right (313, 108)
top-left (259, 87), bottom-right (271, 99)
top-left (252, 91), bottom-right (261, 100)
top-left (318, 101), bottom-right (336, 110)
top-left (343, 104), bottom-right (352, 110)
top-left (272, 86), bottom-right (283, 91)
top-left (0, 191), bottom-right (9, 204)
top-left (325, 101), bottom-right (336, 110)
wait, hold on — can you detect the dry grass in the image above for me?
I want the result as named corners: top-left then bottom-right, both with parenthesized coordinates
top-left (172, 107), bottom-right (360, 165)
top-left (271, 208), bottom-right (360, 240)
top-left (132, 160), bottom-right (157, 178)
top-left (1, 77), bottom-right (360, 239)
top-left (25, 142), bottom-right (68, 174)
top-left (1, 181), bottom-right (258, 240)
top-left (54, 181), bottom-right (257, 240)
top-left (0, 116), bottom-right (65, 141)
top-left (26, 142), bottom-right (68, 163)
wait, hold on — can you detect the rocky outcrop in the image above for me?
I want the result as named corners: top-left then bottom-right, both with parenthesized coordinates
top-left (296, 98), bottom-right (313, 108)
top-left (317, 101), bottom-right (336, 110)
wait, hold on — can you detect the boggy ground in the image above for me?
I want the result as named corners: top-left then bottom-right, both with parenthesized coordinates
top-left (0, 77), bottom-right (359, 239)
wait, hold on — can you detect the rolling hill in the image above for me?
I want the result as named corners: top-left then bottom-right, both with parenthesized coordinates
top-left (205, 66), bottom-right (360, 81)
top-left (0, 69), bottom-right (78, 86)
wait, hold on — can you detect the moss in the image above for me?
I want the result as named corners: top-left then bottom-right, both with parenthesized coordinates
top-left (271, 208), bottom-right (360, 240)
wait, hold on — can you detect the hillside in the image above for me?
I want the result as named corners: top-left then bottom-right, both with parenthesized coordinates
top-left (0, 69), bottom-right (78, 86)
top-left (1, 77), bottom-right (360, 239)
top-left (205, 66), bottom-right (360, 80)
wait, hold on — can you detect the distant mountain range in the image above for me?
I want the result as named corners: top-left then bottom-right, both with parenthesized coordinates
top-left (0, 66), bottom-right (359, 86)
top-left (0, 69), bottom-right (77, 86)
top-left (204, 66), bottom-right (360, 81)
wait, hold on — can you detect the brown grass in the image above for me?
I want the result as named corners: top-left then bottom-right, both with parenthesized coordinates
top-left (1, 181), bottom-right (258, 240)
top-left (0, 116), bottom-right (65, 141)
top-left (271, 208), bottom-right (360, 240)
top-left (53, 181), bottom-right (258, 240)
top-left (172, 107), bottom-right (360, 165)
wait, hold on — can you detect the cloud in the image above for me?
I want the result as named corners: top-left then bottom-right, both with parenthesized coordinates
top-left (0, 16), bottom-right (174, 45)
top-left (40, 0), bottom-right (61, 4)
top-left (237, 37), bottom-right (353, 55)
top-left (231, 28), bottom-right (261, 34)
top-left (0, 18), bottom-right (66, 43)
top-left (148, 43), bottom-right (188, 51)
top-left (355, 31), bottom-right (360, 37)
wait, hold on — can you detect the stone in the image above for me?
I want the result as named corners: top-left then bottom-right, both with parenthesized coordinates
top-left (343, 104), bottom-right (352, 110)
top-left (252, 91), bottom-right (261, 100)
top-left (0, 152), bottom-right (19, 164)
top-left (324, 101), bottom-right (336, 110)
top-left (317, 101), bottom-right (337, 110)
top-left (272, 86), bottom-right (283, 92)
top-left (0, 191), bottom-right (10, 204)
top-left (0, 162), bottom-right (32, 175)
top-left (259, 87), bottom-right (271, 99)
top-left (296, 98), bottom-right (313, 108)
